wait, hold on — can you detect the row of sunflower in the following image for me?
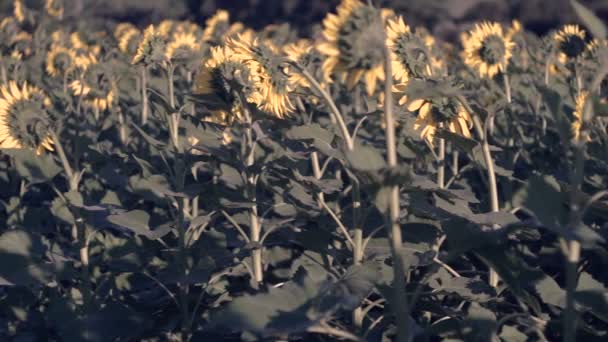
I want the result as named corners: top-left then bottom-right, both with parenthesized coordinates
top-left (0, 0), bottom-right (605, 155)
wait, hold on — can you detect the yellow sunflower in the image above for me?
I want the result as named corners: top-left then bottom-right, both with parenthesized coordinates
top-left (317, 0), bottom-right (387, 95)
top-left (69, 76), bottom-right (115, 113)
top-left (202, 9), bottom-right (244, 45)
top-left (114, 23), bottom-right (137, 40)
top-left (132, 25), bottom-right (167, 66)
top-left (118, 28), bottom-right (142, 55)
top-left (194, 45), bottom-right (245, 124)
top-left (166, 32), bottom-right (201, 61)
top-left (46, 45), bottom-right (75, 77)
top-left (462, 21), bottom-right (514, 79)
top-left (284, 39), bottom-right (315, 89)
top-left (554, 25), bottom-right (586, 64)
top-left (407, 98), bottom-right (473, 145)
top-left (229, 33), bottom-right (295, 118)
top-left (45, 0), bottom-right (63, 19)
top-left (0, 81), bottom-right (54, 155)
top-left (70, 32), bottom-right (101, 56)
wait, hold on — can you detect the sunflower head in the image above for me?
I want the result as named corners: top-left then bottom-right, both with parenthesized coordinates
top-left (166, 32), bottom-right (201, 61)
top-left (132, 25), bottom-right (167, 66)
top-left (10, 31), bottom-right (33, 59)
top-left (158, 20), bottom-right (178, 38)
top-left (194, 45), bottom-right (251, 124)
top-left (202, 10), bottom-right (244, 46)
top-left (284, 39), bottom-right (321, 89)
top-left (229, 32), bottom-right (295, 118)
top-left (407, 96), bottom-right (473, 145)
top-left (46, 45), bottom-right (75, 77)
top-left (117, 28), bottom-right (142, 55)
top-left (462, 21), bottom-right (514, 79)
top-left (45, 0), bottom-right (64, 19)
top-left (0, 81), bottom-right (54, 154)
top-left (70, 32), bottom-right (102, 56)
top-left (554, 25), bottom-right (586, 63)
top-left (317, 0), bottom-right (387, 95)
top-left (69, 64), bottom-right (116, 113)
top-left (114, 23), bottom-right (137, 40)
top-left (386, 16), bottom-right (441, 82)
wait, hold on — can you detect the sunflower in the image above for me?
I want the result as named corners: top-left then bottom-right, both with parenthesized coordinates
top-left (114, 23), bottom-right (137, 40)
top-left (118, 28), bottom-right (142, 55)
top-left (202, 9), bottom-right (244, 46)
top-left (158, 20), bottom-right (178, 38)
top-left (166, 32), bottom-right (201, 61)
top-left (554, 25), bottom-right (586, 64)
top-left (45, 0), bottom-right (63, 19)
top-left (317, 0), bottom-right (386, 95)
top-left (46, 45), bottom-right (75, 77)
top-left (193, 45), bottom-right (246, 124)
top-left (11, 31), bottom-right (33, 59)
top-left (461, 21), bottom-right (514, 79)
top-left (132, 25), bottom-right (167, 66)
top-left (69, 66), bottom-right (116, 114)
top-left (0, 81), bottom-right (54, 154)
top-left (229, 32), bottom-right (295, 118)
top-left (284, 39), bottom-right (316, 89)
top-left (407, 97), bottom-right (473, 145)
top-left (70, 32), bottom-right (101, 56)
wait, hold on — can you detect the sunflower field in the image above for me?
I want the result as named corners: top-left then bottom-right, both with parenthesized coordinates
top-left (1, 0), bottom-right (608, 341)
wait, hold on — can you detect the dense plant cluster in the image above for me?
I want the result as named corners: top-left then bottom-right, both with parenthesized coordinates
top-left (0, 0), bottom-right (607, 341)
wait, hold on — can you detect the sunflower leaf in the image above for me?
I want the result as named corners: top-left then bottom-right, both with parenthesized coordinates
top-left (571, 0), bottom-right (607, 39)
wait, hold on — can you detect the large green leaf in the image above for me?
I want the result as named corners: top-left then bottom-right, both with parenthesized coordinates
top-left (4, 149), bottom-right (62, 184)
top-left (0, 230), bottom-right (54, 286)
top-left (571, 0), bottom-right (607, 39)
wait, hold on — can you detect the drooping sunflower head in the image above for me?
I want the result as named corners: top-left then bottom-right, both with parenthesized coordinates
top-left (166, 32), bottom-right (201, 61)
top-left (284, 39), bottom-right (319, 89)
top-left (132, 25), bottom-right (167, 66)
top-left (407, 96), bottom-right (473, 145)
top-left (202, 10), bottom-right (244, 46)
top-left (117, 27), bottom-right (142, 55)
top-left (46, 45), bottom-right (75, 77)
top-left (158, 20), bottom-right (178, 38)
top-left (229, 32), bottom-right (295, 118)
top-left (70, 31), bottom-right (102, 56)
top-left (0, 81), bottom-right (54, 154)
top-left (72, 50), bottom-right (98, 72)
top-left (69, 64), bottom-right (116, 113)
top-left (194, 45), bottom-right (249, 124)
top-left (45, 0), bottom-right (64, 19)
top-left (554, 25), bottom-right (586, 63)
top-left (462, 21), bottom-right (514, 79)
top-left (10, 31), bottom-right (33, 59)
top-left (317, 0), bottom-right (387, 95)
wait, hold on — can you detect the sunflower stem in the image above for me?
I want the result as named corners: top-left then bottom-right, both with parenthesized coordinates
top-left (383, 43), bottom-right (409, 342)
top-left (437, 126), bottom-right (446, 189)
top-left (0, 64), bottom-right (6, 85)
top-left (298, 66), bottom-right (354, 150)
top-left (141, 66), bottom-right (149, 125)
top-left (503, 73), bottom-right (512, 104)
top-left (472, 114), bottom-right (501, 288)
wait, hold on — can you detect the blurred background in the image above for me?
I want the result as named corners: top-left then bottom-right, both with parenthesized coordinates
top-left (2, 0), bottom-right (608, 41)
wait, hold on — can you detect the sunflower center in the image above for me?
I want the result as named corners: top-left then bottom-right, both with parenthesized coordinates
top-left (337, 6), bottom-right (385, 70)
top-left (559, 35), bottom-right (586, 59)
top-left (394, 33), bottom-right (431, 77)
top-left (479, 35), bottom-right (506, 65)
top-left (53, 52), bottom-right (71, 71)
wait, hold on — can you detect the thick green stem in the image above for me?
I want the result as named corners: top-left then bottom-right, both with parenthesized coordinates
top-left (437, 132), bottom-right (446, 189)
top-left (177, 197), bottom-right (190, 336)
top-left (383, 45), bottom-right (409, 342)
top-left (473, 115), bottom-right (500, 287)
top-left (141, 66), bottom-right (149, 125)
top-left (503, 73), bottom-right (512, 104)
